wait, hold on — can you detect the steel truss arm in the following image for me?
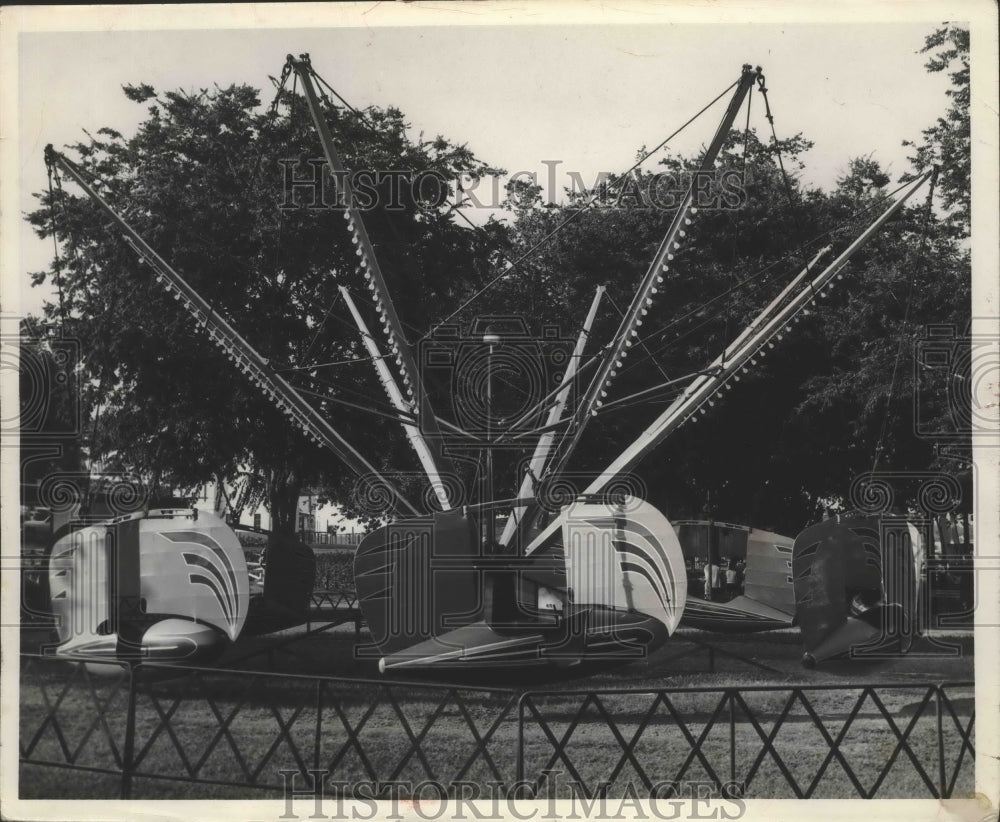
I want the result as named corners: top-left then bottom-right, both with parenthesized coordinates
top-left (287, 53), bottom-right (456, 507)
top-left (539, 64), bottom-right (760, 493)
top-left (583, 170), bottom-right (934, 495)
top-left (498, 286), bottom-right (605, 547)
top-left (340, 287), bottom-right (452, 509)
top-left (46, 146), bottom-right (420, 517)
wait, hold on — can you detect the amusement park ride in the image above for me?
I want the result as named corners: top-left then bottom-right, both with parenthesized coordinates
top-left (37, 56), bottom-right (934, 673)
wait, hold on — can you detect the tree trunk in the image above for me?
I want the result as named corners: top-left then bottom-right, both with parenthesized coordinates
top-left (212, 475), bottom-right (226, 518)
top-left (266, 467), bottom-right (302, 537)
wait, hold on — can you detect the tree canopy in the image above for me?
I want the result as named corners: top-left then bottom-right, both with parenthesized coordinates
top-left (27, 27), bottom-right (971, 537)
top-left (487, 130), bottom-right (966, 533)
top-left (29, 76), bottom-right (502, 532)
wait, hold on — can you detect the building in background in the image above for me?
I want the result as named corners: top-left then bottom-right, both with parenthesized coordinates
top-left (196, 480), bottom-right (366, 547)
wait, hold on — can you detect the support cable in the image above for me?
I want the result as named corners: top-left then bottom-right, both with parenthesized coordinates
top-left (300, 61), bottom-right (742, 343)
top-left (871, 166), bottom-right (940, 474)
top-left (420, 79), bottom-right (742, 339)
top-left (627, 175), bottom-right (925, 365)
top-left (722, 89), bottom-right (755, 368)
top-left (44, 162), bottom-right (68, 328)
top-left (603, 290), bottom-right (671, 383)
top-left (241, 63), bottom-right (292, 203)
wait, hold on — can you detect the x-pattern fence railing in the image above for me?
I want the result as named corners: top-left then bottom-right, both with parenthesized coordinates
top-left (19, 654), bottom-right (519, 799)
top-left (19, 654), bottom-right (974, 800)
top-left (310, 589), bottom-right (359, 611)
top-left (517, 682), bottom-right (975, 799)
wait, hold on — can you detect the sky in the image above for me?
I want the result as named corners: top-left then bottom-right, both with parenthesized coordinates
top-left (13, 17), bottom-right (958, 318)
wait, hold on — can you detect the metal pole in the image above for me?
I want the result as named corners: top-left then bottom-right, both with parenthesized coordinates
top-left (120, 663), bottom-right (138, 799)
top-left (729, 691), bottom-right (737, 788)
top-left (500, 286), bottom-right (605, 548)
top-left (483, 331), bottom-right (500, 550)
top-left (936, 685), bottom-right (946, 797)
top-left (314, 680), bottom-right (324, 774)
top-left (516, 695), bottom-right (527, 784)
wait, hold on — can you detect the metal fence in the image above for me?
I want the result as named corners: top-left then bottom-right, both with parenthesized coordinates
top-left (19, 653), bottom-right (974, 800)
top-left (517, 682), bottom-right (976, 799)
top-left (310, 589), bottom-right (360, 611)
top-left (19, 654), bottom-right (518, 799)
top-left (302, 530), bottom-right (365, 547)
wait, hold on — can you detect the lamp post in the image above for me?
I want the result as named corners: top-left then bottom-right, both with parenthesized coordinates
top-left (482, 330), bottom-right (501, 550)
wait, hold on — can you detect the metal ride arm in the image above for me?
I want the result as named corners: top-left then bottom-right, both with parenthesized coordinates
top-left (589, 245), bottom-right (831, 417)
top-left (512, 64), bottom-right (759, 540)
top-left (340, 287), bottom-right (452, 509)
top-left (539, 66), bottom-right (758, 487)
top-left (580, 170), bottom-right (934, 497)
top-left (45, 146), bottom-right (420, 517)
top-left (498, 286), bottom-right (605, 548)
top-left (286, 53), bottom-right (456, 509)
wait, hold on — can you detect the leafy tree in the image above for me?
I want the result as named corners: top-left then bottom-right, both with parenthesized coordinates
top-left (793, 23), bottom-right (972, 512)
top-left (28, 79), bottom-right (501, 534)
top-left (484, 128), bottom-right (845, 533)
top-left (487, 29), bottom-right (971, 535)
top-left (904, 24), bottom-right (971, 236)
top-left (27, 25), bottom-right (970, 543)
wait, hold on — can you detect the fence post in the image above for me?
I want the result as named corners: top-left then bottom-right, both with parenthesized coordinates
top-left (517, 694), bottom-right (526, 784)
top-left (314, 680), bottom-right (324, 773)
top-left (120, 662), bottom-right (138, 799)
top-left (729, 691), bottom-right (737, 789)
top-left (936, 685), bottom-right (946, 798)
